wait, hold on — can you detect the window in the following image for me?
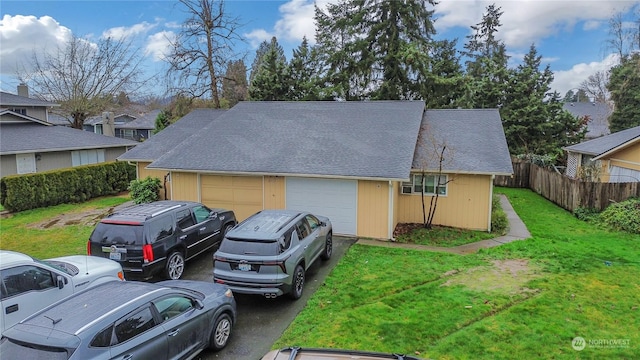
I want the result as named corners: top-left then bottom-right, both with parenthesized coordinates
top-left (95, 124), bottom-right (103, 134)
top-left (306, 215), bottom-right (320, 231)
top-left (91, 325), bottom-right (114, 347)
top-left (71, 149), bottom-right (105, 166)
top-left (154, 296), bottom-right (194, 321)
top-left (122, 129), bottom-right (136, 140)
top-left (192, 206), bottom-right (211, 224)
top-left (148, 216), bottom-right (174, 242)
top-left (114, 307), bottom-right (156, 343)
top-left (401, 174), bottom-right (448, 196)
top-left (295, 220), bottom-right (311, 240)
top-left (1, 266), bottom-right (55, 299)
top-left (176, 209), bottom-right (195, 229)
top-left (8, 108), bottom-right (26, 115)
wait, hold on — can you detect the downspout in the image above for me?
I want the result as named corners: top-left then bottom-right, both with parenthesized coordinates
top-left (388, 181), bottom-right (394, 240)
top-left (488, 175), bottom-right (495, 232)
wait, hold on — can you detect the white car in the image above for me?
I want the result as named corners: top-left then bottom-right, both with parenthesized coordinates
top-left (0, 250), bottom-right (124, 334)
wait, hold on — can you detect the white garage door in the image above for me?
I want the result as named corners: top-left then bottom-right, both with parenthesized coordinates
top-left (286, 177), bottom-right (357, 236)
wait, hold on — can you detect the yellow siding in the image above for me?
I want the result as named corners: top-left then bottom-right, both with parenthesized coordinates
top-left (171, 172), bottom-right (198, 201)
top-left (608, 143), bottom-right (640, 171)
top-left (397, 173), bottom-right (492, 231)
top-left (392, 181), bottom-right (399, 235)
top-left (137, 162), bottom-right (171, 199)
top-left (264, 176), bottom-right (285, 209)
top-left (200, 175), bottom-right (263, 221)
top-left (357, 180), bottom-right (389, 239)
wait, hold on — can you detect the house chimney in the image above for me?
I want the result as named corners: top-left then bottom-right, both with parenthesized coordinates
top-left (102, 112), bottom-right (115, 137)
top-left (17, 83), bottom-right (29, 98)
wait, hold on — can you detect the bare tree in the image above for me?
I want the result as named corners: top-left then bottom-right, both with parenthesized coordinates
top-left (19, 35), bottom-right (145, 129)
top-left (580, 70), bottom-right (610, 103)
top-left (165, 0), bottom-right (244, 108)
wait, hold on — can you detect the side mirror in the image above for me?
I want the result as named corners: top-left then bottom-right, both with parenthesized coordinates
top-left (194, 299), bottom-right (204, 310)
top-left (209, 212), bottom-right (218, 220)
top-left (56, 275), bottom-right (65, 290)
top-left (320, 221), bottom-right (327, 227)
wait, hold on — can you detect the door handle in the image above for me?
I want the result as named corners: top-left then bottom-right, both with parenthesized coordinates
top-left (168, 329), bottom-right (180, 337)
top-left (179, 235), bottom-right (187, 240)
top-left (123, 355), bottom-right (133, 360)
top-left (6, 304), bottom-right (18, 314)
top-left (199, 227), bottom-right (206, 231)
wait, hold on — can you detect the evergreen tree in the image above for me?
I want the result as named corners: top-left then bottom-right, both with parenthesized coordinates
top-left (314, 0), bottom-right (437, 100)
top-left (249, 37), bottom-right (286, 85)
top-left (423, 39), bottom-right (466, 108)
top-left (607, 53), bottom-right (640, 132)
top-left (462, 4), bottom-right (510, 108)
top-left (288, 37), bottom-right (324, 100)
top-left (222, 59), bottom-right (248, 107)
top-left (153, 110), bottom-right (171, 134)
top-left (248, 37), bottom-right (289, 101)
top-left (501, 45), bottom-right (586, 155)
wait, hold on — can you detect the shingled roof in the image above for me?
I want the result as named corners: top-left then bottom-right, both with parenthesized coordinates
top-left (145, 101), bottom-right (425, 181)
top-left (563, 125), bottom-right (640, 158)
top-left (0, 91), bottom-right (59, 107)
top-left (413, 109), bottom-right (513, 175)
top-left (118, 109), bottom-right (227, 162)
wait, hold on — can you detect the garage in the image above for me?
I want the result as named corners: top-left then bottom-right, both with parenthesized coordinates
top-left (201, 175), bottom-right (263, 221)
top-left (285, 177), bottom-right (357, 236)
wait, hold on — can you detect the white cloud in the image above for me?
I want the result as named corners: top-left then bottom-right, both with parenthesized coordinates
top-left (0, 15), bottom-right (72, 76)
top-left (273, 0), bottom-right (316, 42)
top-left (102, 21), bottom-right (157, 41)
top-left (551, 53), bottom-right (619, 95)
top-left (244, 28), bottom-right (274, 48)
top-left (583, 20), bottom-right (601, 31)
top-left (434, 0), bottom-right (636, 48)
top-left (145, 31), bottom-right (176, 61)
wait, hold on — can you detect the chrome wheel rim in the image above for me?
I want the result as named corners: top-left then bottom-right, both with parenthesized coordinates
top-left (168, 254), bottom-right (184, 279)
top-left (215, 318), bottom-right (231, 346)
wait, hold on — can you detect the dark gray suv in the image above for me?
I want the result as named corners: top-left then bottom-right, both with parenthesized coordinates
top-left (89, 201), bottom-right (236, 280)
top-left (213, 210), bottom-right (332, 300)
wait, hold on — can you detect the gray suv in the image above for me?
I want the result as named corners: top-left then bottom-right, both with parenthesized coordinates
top-left (213, 210), bottom-right (332, 300)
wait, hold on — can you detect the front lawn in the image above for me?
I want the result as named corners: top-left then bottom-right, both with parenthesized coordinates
top-left (274, 188), bottom-right (640, 359)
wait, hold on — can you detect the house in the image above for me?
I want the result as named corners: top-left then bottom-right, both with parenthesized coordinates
top-left (84, 110), bottom-right (160, 141)
top-left (0, 85), bottom-right (60, 123)
top-left (0, 110), bottom-right (138, 177)
top-left (118, 101), bottom-right (513, 239)
top-left (564, 125), bottom-right (640, 183)
top-left (563, 101), bottom-right (612, 139)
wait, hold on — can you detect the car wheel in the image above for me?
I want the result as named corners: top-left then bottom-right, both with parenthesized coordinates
top-left (165, 251), bottom-right (184, 280)
top-left (320, 231), bottom-right (333, 261)
top-left (289, 264), bottom-right (305, 300)
top-left (223, 224), bottom-right (233, 237)
top-left (209, 313), bottom-right (232, 351)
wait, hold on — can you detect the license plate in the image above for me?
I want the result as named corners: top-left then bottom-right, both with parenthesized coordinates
top-left (238, 263), bottom-right (251, 271)
top-left (109, 252), bottom-right (122, 261)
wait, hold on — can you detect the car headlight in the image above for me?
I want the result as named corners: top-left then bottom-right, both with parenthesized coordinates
top-left (225, 289), bottom-right (233, 298)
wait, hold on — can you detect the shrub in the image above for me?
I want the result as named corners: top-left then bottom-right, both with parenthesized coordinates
top-left (491, 195), bottom-right (508, 235)
top-left (128, 176), bottom-right (161, 204)
top-left (573, 207), bottom-right (600, 222)
top-left (599, 198), bottom-right (640, 234)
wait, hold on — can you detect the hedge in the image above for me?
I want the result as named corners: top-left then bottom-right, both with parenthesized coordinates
top-left (0, 161), bottom-right (136, 212)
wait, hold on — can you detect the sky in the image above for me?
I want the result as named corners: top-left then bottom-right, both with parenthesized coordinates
top-left (1, 0), bottom-right (639, 98)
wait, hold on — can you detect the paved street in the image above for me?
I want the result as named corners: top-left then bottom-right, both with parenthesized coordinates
top-left (179, 237), bottom-right (356, 360)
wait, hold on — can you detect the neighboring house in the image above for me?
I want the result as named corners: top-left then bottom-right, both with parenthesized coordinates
top-left (563, 101), bottom-right (612, 139)
top-left (84, 110), bottom-right (160, 141)
top-left (0, 110), bottom-right (138, 177)
top-left (119, 102), bottom-right (512, 239)
top-left (0, 85), bottom-right (60, 123)
top-left (564, 125), bottom-right (640, 183)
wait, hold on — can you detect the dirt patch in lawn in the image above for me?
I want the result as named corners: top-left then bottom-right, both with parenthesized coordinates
top-left (27, 206), bottom-right (121, 229)
top-left (441, 259), bottom-right (542, 295)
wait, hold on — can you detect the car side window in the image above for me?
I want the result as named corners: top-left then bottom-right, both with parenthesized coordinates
top-left (306, 215), bottom-right (320, 231)
top-left (153, 295), bottom-right (194, 321)
top-left (192, 205), bottom-right (211, 224)
top-left (277, 229), bottom-right (293, 253)
top-left (148, 216), bottom-right (174, 242)
top-left (1, 265), bottom-right (55, 299)
top-left (114, 307), bottom-right (156, 344)
top-left (176, 209), bottom-right (195, 229)
top-left (91, 325), bottom-right (114, 347)
top-left (295, 220), bottom-right (311, 240)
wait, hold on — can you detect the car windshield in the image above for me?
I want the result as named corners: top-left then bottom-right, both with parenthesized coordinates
top-left (38, 259), bottom-right (78, 276)
top-left (91, 222), bottom-right (144, 245)
top-left (219, 237), bottom-right (282, 256)
top-left (0, 338), bottom-right (70, 360)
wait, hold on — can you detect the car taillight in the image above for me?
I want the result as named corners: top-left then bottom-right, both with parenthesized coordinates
top-left (87, 241), bottom-right (91, 255)
top-left (117, 271), bottom-right (125, 281)
top-left (263, 260), bottom-right (288, 273)
top-left (143, 244), bottom-right (154, 263)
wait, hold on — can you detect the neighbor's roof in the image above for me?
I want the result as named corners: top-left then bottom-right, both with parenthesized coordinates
top-left (0, 123), bottom-right (138, 154)
top-left (413, 109), bottom-right (513, 175)
top-left (0, 91), bottom-right (60, 107)
top-left (562, 102), bottom-right (611, 139)
top-left (564, 125), bottom-right (640, 159)
top-left (118, 109), bottom-right (227, 162)
top-left (146, 101), bottom-right (425, 181)
top-left (117, 109), bottom-right (161, 130)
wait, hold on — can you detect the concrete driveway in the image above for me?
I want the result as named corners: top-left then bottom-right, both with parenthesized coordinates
top-left (179, 236), bottom-right (356, 360)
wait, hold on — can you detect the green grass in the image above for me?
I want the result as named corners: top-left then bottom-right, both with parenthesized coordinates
top-left (395, 225), bottom-right (496, 247)
top-left (0, 195), bottom-right (130, 258)
top-left (274, 188), bottom-right (640, 359)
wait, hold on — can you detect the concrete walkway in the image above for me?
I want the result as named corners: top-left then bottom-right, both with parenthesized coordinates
top-left (357, 194), bottom-right (531, 255)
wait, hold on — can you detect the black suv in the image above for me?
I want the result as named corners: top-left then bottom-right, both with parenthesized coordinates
top-left (89, 201), bottom-right (236, 280)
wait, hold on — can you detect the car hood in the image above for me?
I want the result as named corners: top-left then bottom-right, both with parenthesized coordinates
top-left (158, 280), bottom-right (230, 298)
top-left (45, 255), bottom-right (123, 282)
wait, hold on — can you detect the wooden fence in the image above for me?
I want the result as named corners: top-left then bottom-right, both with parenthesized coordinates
top-left (494, 161), bottom-right (640, 212)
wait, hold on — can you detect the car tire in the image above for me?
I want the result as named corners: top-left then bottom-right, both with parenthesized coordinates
top-left (209, 313), bottom-right (232, 351)
top-left (320, 231), bottom-right (333, 261)
top-left (165, 251), bottom-right (185, 280)
top-left (289, 264), bottom-right (305, 300)
top-left (223, 223), bottom-right (233, 237)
